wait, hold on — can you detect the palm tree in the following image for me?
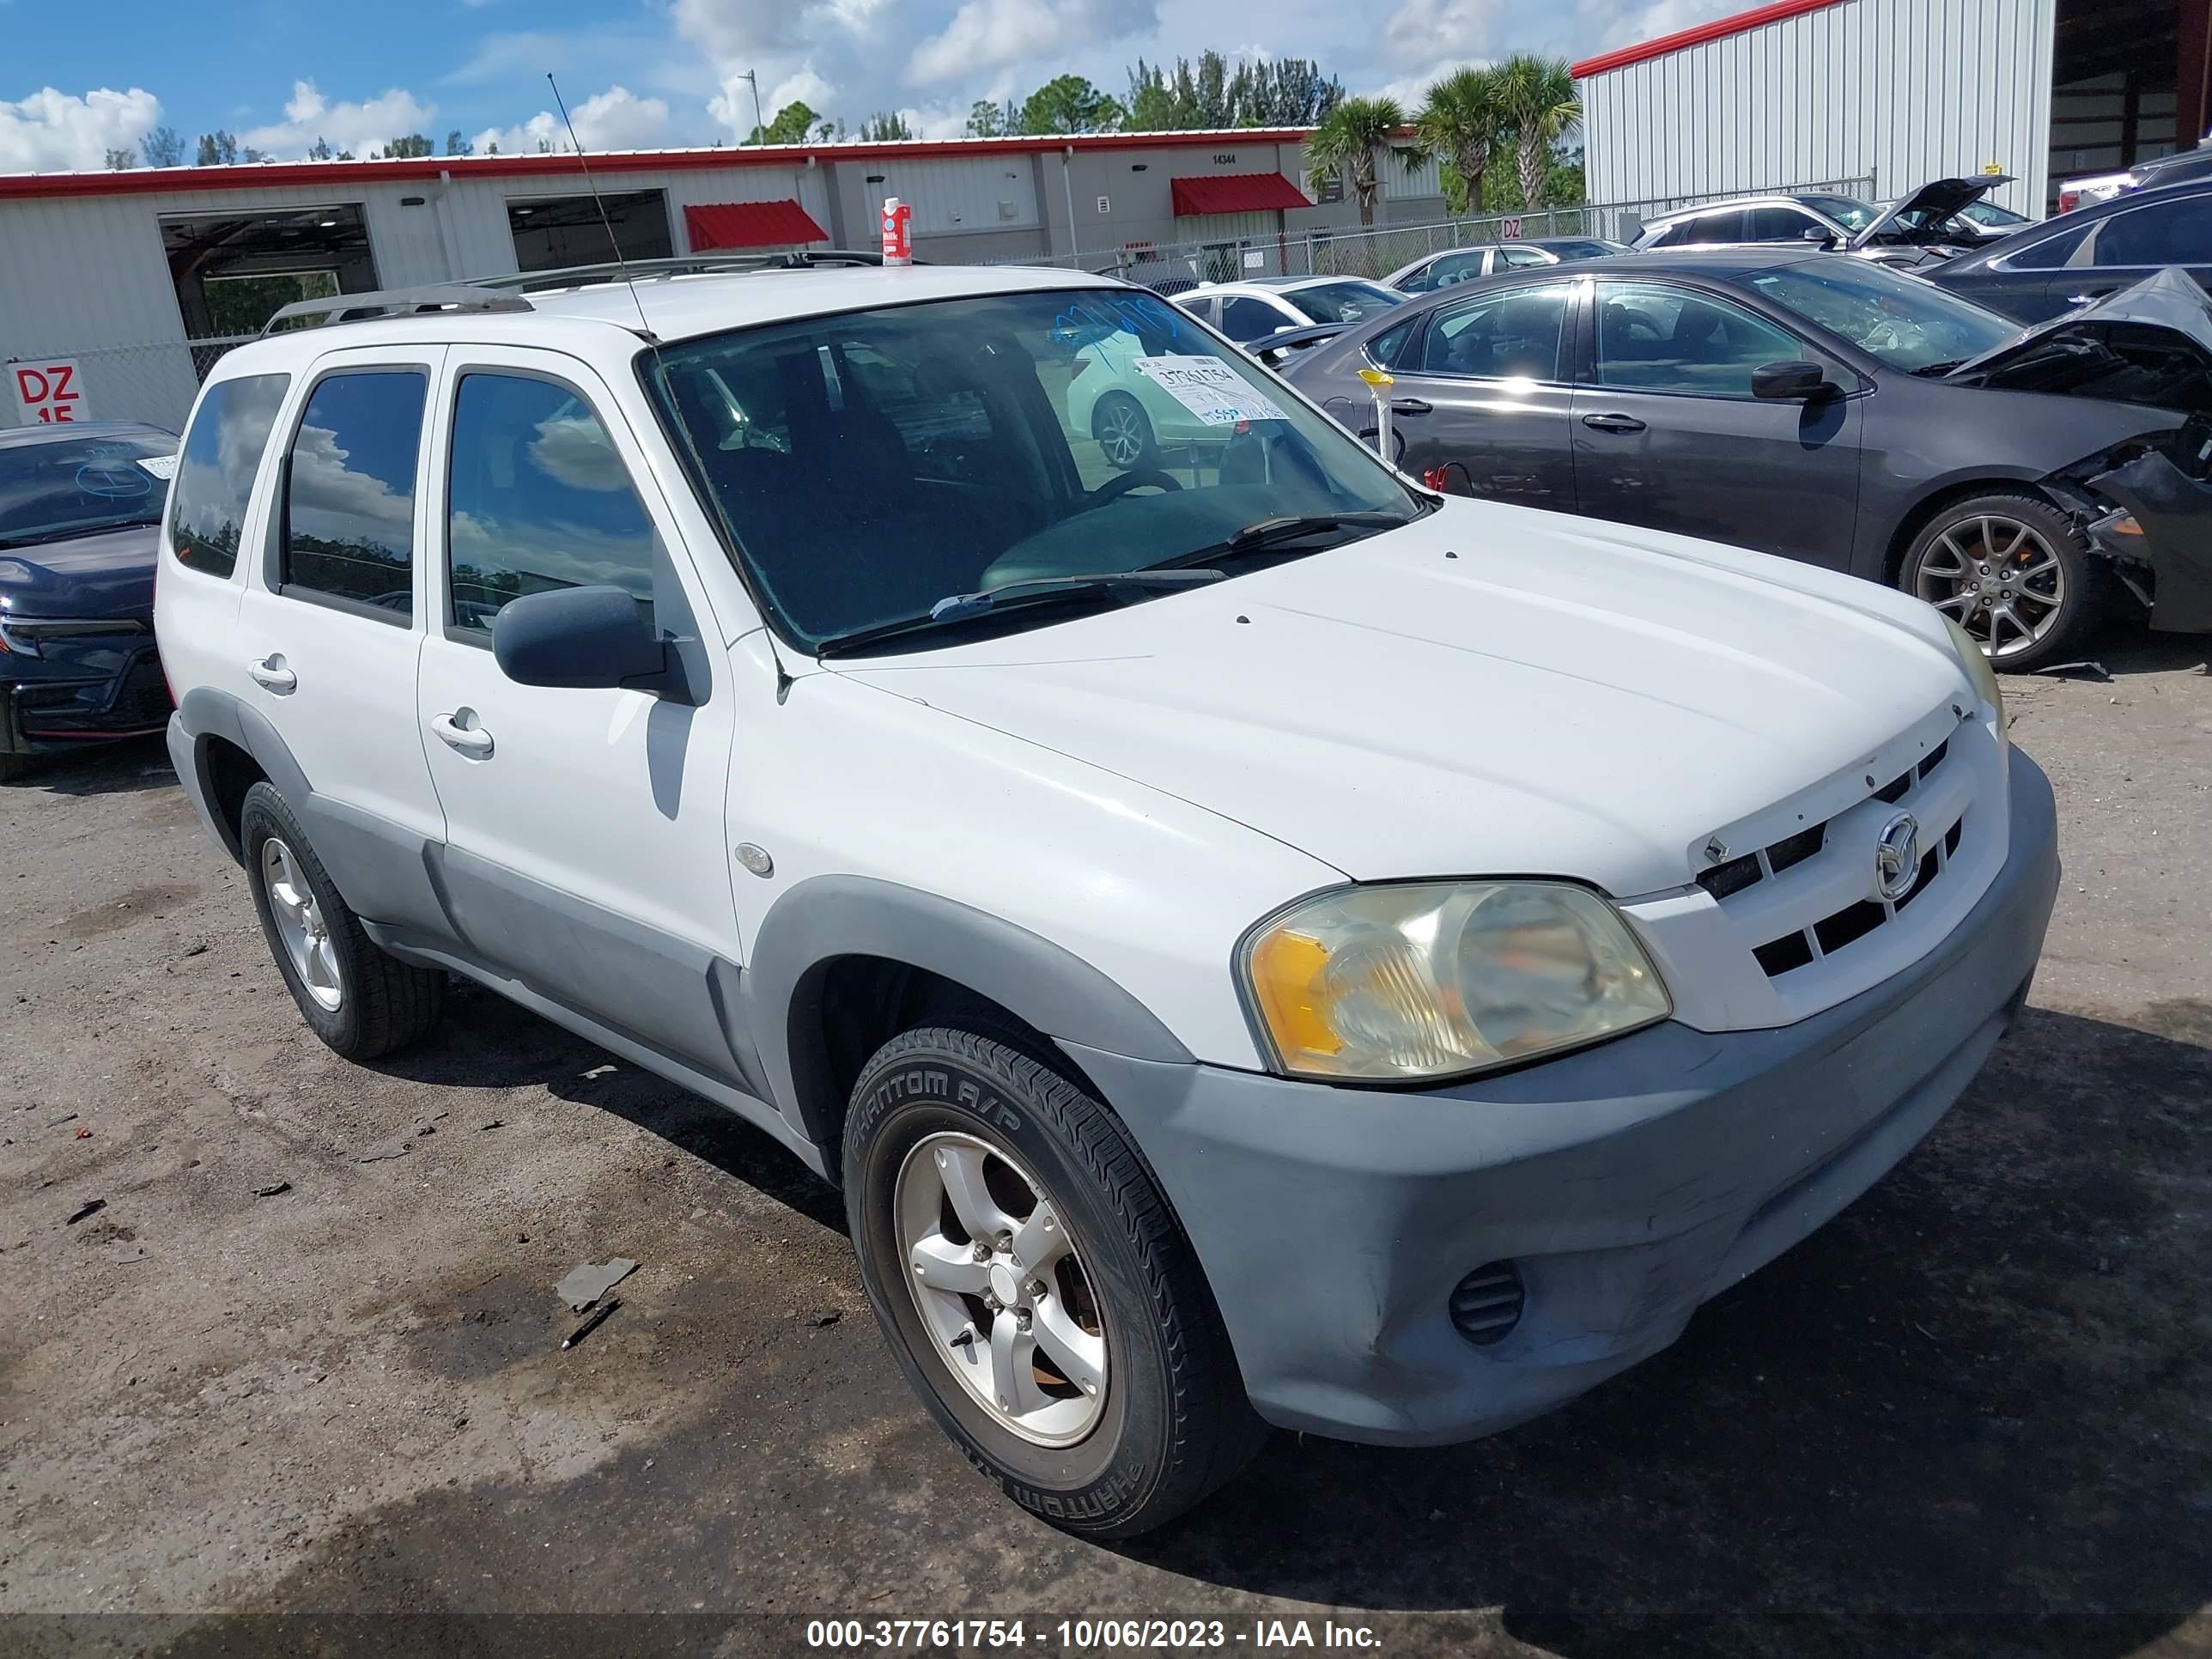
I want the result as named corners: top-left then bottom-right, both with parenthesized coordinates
top-left (1305, 95), bottom-right (1407, 227)
top-left (1496, 53), bottom-right (1581, 212)
top-left (1413, 66), bottom-right (1508, 217)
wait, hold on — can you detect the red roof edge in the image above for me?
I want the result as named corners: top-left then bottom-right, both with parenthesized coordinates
top-left (1571, 0), bottom-right (1845, 78)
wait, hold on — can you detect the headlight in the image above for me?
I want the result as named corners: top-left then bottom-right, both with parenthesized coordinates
top-left (1239, 880), bottom-right (1672, 1083)
top-left (1940, 613), bottom-right (2005, 732)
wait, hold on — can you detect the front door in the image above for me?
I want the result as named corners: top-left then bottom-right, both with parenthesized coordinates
top-left (1572, 279), bottom-right (1863, 568)
top-left (413, 347), bottom-right (748, 1085)
top-left (1383, 280), bottom-right (1579, 507)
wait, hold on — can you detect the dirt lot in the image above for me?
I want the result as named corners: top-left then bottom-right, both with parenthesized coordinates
top-left (3, 633), bottom-right (2210, 1659)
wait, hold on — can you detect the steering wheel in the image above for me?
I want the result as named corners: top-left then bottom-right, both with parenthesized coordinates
top-left (1084, 469), bottom-right (1182, 507)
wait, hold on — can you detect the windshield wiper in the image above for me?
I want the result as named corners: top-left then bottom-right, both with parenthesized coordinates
top-left (815, 568), bottom-right (1226, 658)
top-left (1910, 359), bottom-right (1967, 377)
top-left (1155, 510), bottom-right (1415, 569)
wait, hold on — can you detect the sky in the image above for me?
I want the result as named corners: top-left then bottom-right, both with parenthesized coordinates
top-left (0, 0), bottom-right (1744, 173)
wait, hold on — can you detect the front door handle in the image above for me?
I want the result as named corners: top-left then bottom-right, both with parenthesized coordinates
top-left (247, 655), bottom-right (296, 694)
top-left (2065, 291), bottom-right (2103, 307)
top-left (429, 712), bottom-right (494, 759)
top-left (1389, 397), bottom-right (1433, 416)
top-left (1582, 412), bottom-right (1648, 433)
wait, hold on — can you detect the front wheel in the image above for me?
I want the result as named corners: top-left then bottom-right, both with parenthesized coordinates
top-left (1091, 393), bottom-right (1158, 471)
top-left (845, 1025), bottom-right (1265, 1538)
top-left (1900, 492), bottom-right (2101, 672)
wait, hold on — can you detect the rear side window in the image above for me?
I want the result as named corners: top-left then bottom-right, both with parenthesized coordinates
top-left (171, 374), bottom-right (289, 577)
top-left (2089, 192), bottom-right (2212, 266)
top-left (1419, 285), bottom-right (1570, 380)
top-left (445, 372), bottom-right (659, 635)
top-left (2003, 221), bottom-right (2093, 270)
top-left (280, 370), bottom-right (428, 617)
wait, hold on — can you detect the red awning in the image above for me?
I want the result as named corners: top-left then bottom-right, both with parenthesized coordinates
top-left (684, 199), bottom-right (827, 250)
top-left (1170, 172), bottom-right (1311, 216)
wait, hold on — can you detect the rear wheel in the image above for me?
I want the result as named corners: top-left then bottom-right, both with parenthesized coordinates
top-left (1091, 393), bottom-right (1158, 471)
top-left (1900, 492), bottom-right (2100, 672)
top-left (239, 781), bottom-right (443, 1060)
top-left (845, 1024), bottom-right (1265, 1538)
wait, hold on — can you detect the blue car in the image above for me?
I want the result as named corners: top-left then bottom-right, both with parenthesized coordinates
top-left (0, 421), bottom-right (178, 778)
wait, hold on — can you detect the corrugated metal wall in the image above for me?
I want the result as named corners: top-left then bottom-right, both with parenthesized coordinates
top-left (1581, 0), bottom-right (2056, 218)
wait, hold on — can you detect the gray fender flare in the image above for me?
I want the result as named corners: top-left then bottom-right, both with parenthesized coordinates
top-left (174, 685), bottom-right (314, 860)
top-left (744, 875), bottom-right (1194, 1150)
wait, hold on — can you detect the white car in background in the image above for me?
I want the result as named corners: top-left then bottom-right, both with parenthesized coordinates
top-left (1176, 276), bottom-right (1405, 347)
top-left (1065, 327), bottom-right (1226, 470)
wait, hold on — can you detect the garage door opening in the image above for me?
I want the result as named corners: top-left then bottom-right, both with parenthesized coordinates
top-left (161, 204), bottom-right (378, 359)
top-left (507, 190), bottom-right (672, 272)
top-left (2049, 0), bottom-right (2212, 204)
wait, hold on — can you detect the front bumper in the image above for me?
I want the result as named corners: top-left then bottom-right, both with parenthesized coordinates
top-left (2087, 450), bottom-right (2212, 635)
top-left (1070, 745), bottom-right (2059, 1446)
top-left (0, 632), bottom-right (169, 757)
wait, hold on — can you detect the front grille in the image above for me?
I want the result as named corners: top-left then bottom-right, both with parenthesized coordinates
top-left (1449, 1261), bottom-right (1526, 1346)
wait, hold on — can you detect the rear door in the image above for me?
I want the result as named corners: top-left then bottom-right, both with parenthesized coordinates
top-left (2039, 188), bottom-right (2212, 314)
top-left (1571, 278), bottom-right (1862, 567)
top-left (1383, 280), bottom-right (1579, 507)
top-left (413, 347), bottom-right (748, 1083)
top-left (231, 346), bottom-right (453, 937)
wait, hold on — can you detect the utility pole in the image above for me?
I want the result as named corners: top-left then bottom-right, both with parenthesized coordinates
top-left (738, 70), bottom-right (764, 142)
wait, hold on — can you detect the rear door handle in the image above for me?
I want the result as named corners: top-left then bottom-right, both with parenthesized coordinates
top-left (247, 656), bottom-right (296, 694)
top-left (429, 712), bottom-right (494, 759)
top-left (1582, 412), bottom-right (1648, 433)
top-left (1389, 397), bottom-right (1433, 416)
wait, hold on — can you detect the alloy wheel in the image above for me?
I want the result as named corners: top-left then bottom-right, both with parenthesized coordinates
top-left (1912, 514), bottom-right (2067, 660)
top-left (261, 836), bottom-right (343, 1012)
top-left (895, 1130), bottom-right (1109, 1447)
top-left (1096, 401), bottom-right (1146, 470)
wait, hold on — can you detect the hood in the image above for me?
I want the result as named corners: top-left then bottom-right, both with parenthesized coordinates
top-left (1852, 175), bottom-right (2010, 249)
top-left (0, 522), bottom-right (161, 621)
top-left (1945, 267), bottom-right (2212, 413)
top-left (827, 503), bottom-right (1970, 898)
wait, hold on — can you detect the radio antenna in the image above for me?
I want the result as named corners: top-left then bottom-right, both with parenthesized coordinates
top-left (548, 72), bottom-right (656, 340)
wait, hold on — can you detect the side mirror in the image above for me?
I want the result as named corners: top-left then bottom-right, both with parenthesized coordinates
top-left (1800, 225), bottom-right (1840, 247)
top-left (1752, 360), bottom-right (1835, 401)
top-left (491, 584), bottom-right (693, 702)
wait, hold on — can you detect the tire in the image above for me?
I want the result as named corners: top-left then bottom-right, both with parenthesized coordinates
top-left (238, 781), bottom-right (443, 1060)
top-left (845, 1025), bottom-right (1266, 1539)
top-left (0, 751), bottom-right (33, 784)
top-left (1091, 393), bottom-right (1158, 472)
top-left (1899, 491), bottom-right (2103, 673)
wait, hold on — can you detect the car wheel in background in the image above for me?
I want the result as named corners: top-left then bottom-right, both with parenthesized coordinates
top-left (844, 1024), bottom-right (1266, 1538)
top-left (239, 781), bottom-right (444, 1060)
top-left (1091, 393), bottom-right (1158, 471)
top-left (1900, 492), bottom-right (2101, 672)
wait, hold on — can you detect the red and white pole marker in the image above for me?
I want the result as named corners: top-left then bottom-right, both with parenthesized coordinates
top-left (880, 197), bottom-right (914, 266)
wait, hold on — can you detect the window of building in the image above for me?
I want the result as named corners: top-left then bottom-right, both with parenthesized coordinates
top-left (507, 191), bottom-right (673, 273)
top-left (445, 373), bottom-right (659, 635)
top-left (280, 370), bottom-right (428, 617)
top-left (1595, 283), bottom-right (1805, 398)
top-left (170, 374), bottom-right (291, 576)
top-left (160, 206), bottom-right (377, 349)
top-left (1418, 284), bottom-right (1571, 380)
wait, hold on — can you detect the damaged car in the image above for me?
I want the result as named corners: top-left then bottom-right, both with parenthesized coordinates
top-left (1279, 251), bottom-right (2212, 669)
top-left (1632, 177), bottom-right (2016, 272)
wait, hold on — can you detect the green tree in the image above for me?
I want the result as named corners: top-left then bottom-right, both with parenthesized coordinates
top-left (1496, 53), bottom-right (1581, 214)
top-left (103, 147), bottom-right (137, 170)
top-left (859, 111), bottom-right (914, 141)
top-left (965, 97), bottom-right (1017, 137)
top-left (1018, 75), bottom-right (1124, 135)
top-left (446, 129), bottom-right (472, 156)
top-left (746, 101), bottom-right (820, 145)
top-left (381, 134), bottom-right (434, 159)
top-left (1125, 52), bottom-right (1342, 131)
top-left (1413, 65), bottom-right (1507, 217)
top-left (1304, 95), bottom-right (1404, 227)
top-left (141, 125), bottom-right (184, 167)
top-left (307, 136), bottom-right (333, 161)
top-left (193, 131), bottom-right (239, 166)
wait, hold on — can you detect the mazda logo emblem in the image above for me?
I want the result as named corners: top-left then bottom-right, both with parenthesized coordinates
top-left (1875, 811), bottom-right (1922, 902)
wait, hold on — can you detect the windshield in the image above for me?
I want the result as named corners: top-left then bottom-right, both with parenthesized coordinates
top-left (1799, 194), bottom-right (1878, 232)
top-left (1285, 282), bottom-right (1404, 325)
top-left (1746, 262), bottom-right (2016, 371)
top-left (646, 286), bottom-right (1419, 651)
top-left (0, 432), bottom-right (174, 548)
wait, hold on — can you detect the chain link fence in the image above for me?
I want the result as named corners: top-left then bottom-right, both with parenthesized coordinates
top-left (3, 331), bottom-right (258, 437)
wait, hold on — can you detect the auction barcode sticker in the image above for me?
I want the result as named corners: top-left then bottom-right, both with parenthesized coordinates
top-left (1131, 355), bottom-right (1290, 427)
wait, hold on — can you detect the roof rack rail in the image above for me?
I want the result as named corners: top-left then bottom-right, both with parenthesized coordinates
top-left (476, 250), bottom-right (904, 295)
top-left (262, 284), bottom-right (533, 334)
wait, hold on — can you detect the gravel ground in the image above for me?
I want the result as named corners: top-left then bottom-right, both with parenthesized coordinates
top-left (2, 630), bottom-right (2209, 1659)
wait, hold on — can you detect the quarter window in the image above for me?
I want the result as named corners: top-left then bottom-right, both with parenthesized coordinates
top-left (1418, 285), bottom-right (1570, 380)
top-left (1595, 283), bottom-right (1805, 398)
top-left (170, 373), bottom-right (289, 577)
top-left (445, 373), bottom-right (659, 635)
top-left (280, 370), bottom-right (427, 616)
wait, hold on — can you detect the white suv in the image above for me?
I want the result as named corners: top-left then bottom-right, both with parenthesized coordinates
top-left (157, 256), bottom-right (2059, 1538)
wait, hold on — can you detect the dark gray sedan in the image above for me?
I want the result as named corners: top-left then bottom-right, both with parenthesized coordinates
top-left (1279, 250), bottom-right (2212, 669)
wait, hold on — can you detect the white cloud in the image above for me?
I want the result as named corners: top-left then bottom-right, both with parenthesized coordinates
top-left (909, 0), bottom-right (1155, 86)
top-left (1382, 0), bottom-right (1504, 70)
top-left (241, 81), bottom-right (440, 158)
top-left (471, 86), bottom-right (674, 155)
top-left (1574, 0), bottom-right (1738, 50)
top-left (0, 87), bottom-right (161, 173)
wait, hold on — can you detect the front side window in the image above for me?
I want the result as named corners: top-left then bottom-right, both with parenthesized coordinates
top-left (1744, 205), bottom-right (1821, 242)
top-left (645, 288), bottom-right (1419, 652)
top-left (1418, 284), bottom-right (1570, 380)
top-left (280, 369), bottom-right (426, 617)
top-left (1798, 195), bottom-right (1877, 232)
top-left (1595, 283), bottom-right (1805, 397)
top-left (1285, 282), bottom-right (1402, 325)
top-left (2, 428), bottom-right (174, 556)
top-left (1747, 261), bottom-right (2014, 371)
top-left (168, 374), bottom-right (289, 576)
top-left (446, 373), bottom-right (659, 635)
